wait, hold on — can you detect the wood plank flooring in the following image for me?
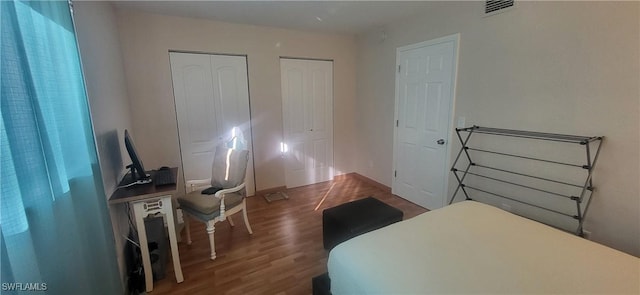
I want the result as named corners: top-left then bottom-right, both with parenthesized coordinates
top-left (151, 174), bottom-right (427, 294)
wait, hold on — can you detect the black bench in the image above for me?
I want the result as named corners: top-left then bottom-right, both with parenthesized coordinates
top-left (312, 272), bottom-right (331, 295)
top-left (322, 197), bottom-right (403, 250)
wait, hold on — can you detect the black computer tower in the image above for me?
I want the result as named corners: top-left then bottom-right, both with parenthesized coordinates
top-left (144, 214), bottom-right (168, 281)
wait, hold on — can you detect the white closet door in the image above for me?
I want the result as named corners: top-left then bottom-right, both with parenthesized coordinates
top-left (170, 52), bottom-right (254, 195)
top-left (281, 59), bottom-right (334, 188)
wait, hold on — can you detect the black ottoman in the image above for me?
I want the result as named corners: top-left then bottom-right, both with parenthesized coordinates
top-left (323, 197), bottom-right (403, 250)
top-left (312, 272), bottom-right (331, 295)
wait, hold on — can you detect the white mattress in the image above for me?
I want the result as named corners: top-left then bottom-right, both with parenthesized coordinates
top-left (328, 201), bottom-right (640, 294)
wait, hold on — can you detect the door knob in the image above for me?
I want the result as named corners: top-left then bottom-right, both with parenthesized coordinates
top-left (437, 139), bottom-right (445, 145)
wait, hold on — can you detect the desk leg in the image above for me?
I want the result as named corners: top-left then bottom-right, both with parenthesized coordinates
top-left (162, 196), bottom-right (184, 283)
top-left (132, 202), bottom-right (154, 292)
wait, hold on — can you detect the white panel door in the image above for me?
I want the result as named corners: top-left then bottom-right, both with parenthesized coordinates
top-left (281, 59), bottom-right (333, 188)
top-left (170, 52), bottom-right (254, 195)
top-left (392, 35), bottom-right (458, 210)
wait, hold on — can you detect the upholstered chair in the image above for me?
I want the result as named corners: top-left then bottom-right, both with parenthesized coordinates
top-left (177, 146), bottom-right (253, 260)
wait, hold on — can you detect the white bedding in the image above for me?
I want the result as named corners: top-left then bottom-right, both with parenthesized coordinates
top-left (328, 201), bottom-right (639, 294)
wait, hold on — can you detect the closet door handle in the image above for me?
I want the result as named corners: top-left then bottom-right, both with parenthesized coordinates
top-left (437, 139), bottom-right (445, 145)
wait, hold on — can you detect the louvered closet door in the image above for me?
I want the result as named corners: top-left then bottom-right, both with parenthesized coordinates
top-left (170, 52), bottom-right (254, 195)
top-left (392, 35), bottom-right (458, 210)
top-left (281, 59), bottom-right (334, 188)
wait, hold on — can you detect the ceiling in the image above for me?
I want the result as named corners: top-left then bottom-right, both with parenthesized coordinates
top-left (112, 1), bottom-right (436, 35)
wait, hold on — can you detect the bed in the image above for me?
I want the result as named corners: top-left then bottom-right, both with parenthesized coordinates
top-left (327, 201), bottom-right (639, 294)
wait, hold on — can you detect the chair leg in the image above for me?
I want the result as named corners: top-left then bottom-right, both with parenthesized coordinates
top-left (206, 220), bottom-right (216, 260)
top-left (242, 200), bottom-right (253, 235)
top-left (227, 216), bottom-right (235, 227)
top-left (184, 213), bottom-right (192, 245)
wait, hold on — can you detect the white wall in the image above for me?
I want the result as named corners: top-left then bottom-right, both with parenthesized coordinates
top-left (74, 1), bottom-right (133, 288)
top-left (115, 9), bottom-right (358, 192)
top-left (355, 1), bottom-right (639, 256)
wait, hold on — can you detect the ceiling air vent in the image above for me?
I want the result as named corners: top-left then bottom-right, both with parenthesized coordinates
top-left (485, 0), bottom-right (515, 16)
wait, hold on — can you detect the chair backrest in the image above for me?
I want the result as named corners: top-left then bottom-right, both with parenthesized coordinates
top-left (210, 146), bottom-right (249, 189)
top-left (225, 127), bottom-right (248, 150)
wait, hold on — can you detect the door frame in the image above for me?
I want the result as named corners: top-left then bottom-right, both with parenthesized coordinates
top-left (391, 33), bottom-right (460, 208)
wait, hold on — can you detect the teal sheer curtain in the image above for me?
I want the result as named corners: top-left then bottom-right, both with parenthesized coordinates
top-left (1, 0), bottom-right (121, 293)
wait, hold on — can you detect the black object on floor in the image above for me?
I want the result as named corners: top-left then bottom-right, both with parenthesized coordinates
top-left (322, 196), bottom-right (403, 250)
top-left (144, 215), bottom-right (168, 281)
top-left (125, 231), bottom-right (145, 294)
top-left (312, 272), bottom-right (331, 295)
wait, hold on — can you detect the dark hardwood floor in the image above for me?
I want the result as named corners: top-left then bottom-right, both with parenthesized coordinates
top-left (151, 174), bottom-right (427, 294)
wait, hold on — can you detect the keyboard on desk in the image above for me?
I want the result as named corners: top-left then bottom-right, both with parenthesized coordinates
top-left (153, 169), bottom-right (176, 186)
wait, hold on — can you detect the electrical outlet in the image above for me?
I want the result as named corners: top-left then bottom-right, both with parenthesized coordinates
top-left (501, 203), bottom-right (512, 212)
top-left (457, 116), bottom-right (466, 128)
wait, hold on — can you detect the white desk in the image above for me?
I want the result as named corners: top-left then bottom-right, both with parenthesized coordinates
top-left (109, 168), bottom-right (183, 292)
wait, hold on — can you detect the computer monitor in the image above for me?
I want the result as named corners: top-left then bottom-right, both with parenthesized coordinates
top-left (124, 129), bottom-right (149, 183)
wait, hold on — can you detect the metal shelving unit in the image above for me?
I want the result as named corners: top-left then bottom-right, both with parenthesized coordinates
top-left (449, 126), bottom-right (603, 236)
